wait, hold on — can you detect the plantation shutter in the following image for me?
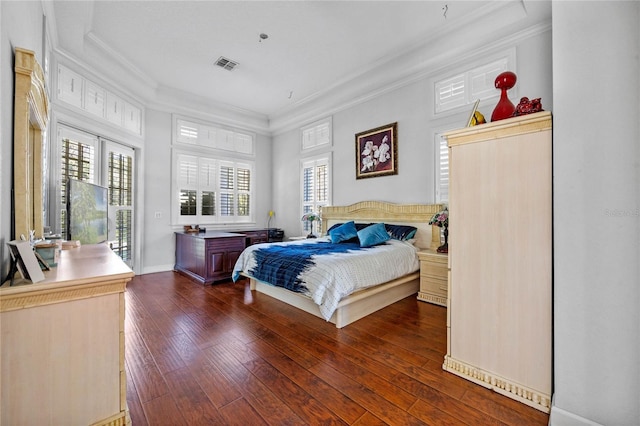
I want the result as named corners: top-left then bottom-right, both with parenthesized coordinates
top-left (435, 134), bottom-right (449, 203)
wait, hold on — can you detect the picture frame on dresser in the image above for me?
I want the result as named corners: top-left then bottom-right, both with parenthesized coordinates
top-left (6, 240), bottom-right (45, 284)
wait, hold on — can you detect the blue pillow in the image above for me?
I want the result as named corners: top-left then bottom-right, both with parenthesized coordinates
top-left (327, 222), bottom-right (372, 233)
top-left (329, 221), bottom-right (358, 243)
top-left (385, 224), bottom-right (418, 241)
top-left (357, 223), bottom-right (391, 247)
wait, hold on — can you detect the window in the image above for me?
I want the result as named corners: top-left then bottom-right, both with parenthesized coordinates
top-left (434, 132), bottom-right (449, 204)
top-left (106, 141), bottom-right (135, 264)
top-left (55, 125), bottom-right (136, 266)
top-left (172, 115), bottom-right (256, 226)
top-left (434, 54), bottom-right (514, 114)
top-left (301, 155), bottom-right (331, 234)
top-left (173, 152), bottom-right (254, 225)
top-left (57, 126), bottom-right (98, 239)
top-left (301, 117), bottom-right (332, 151)
top-left (175, 118), bottom-right (254, 155)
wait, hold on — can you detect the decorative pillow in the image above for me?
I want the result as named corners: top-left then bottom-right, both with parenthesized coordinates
top-left (357, 223), bottom-right (391, 247)
top-left (329, 221), bottom-right (358, 243)
top-left (327, 222), bottom-right (372, 233)
top-left (385, 224), bottom-right (418, 241)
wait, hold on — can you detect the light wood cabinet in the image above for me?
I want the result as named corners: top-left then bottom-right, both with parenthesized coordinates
top-left (0, 244), bottom-right (134, 425)
top-left (443, 111), bottom-right (552, 413)
top-left (417, 250), bottom-right (447, 307)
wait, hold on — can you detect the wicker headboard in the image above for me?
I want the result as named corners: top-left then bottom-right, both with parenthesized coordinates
top-left (320, 201), bottom-right (444, 250)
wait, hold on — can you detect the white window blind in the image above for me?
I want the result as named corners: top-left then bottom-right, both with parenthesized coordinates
top-left (436, 74), bottom-right (466, 112)
top-left (173, 152), bottom-right (254, 225)
top-left (301, 155), bottom-right (331, 234)
top-left (106, 142), bottom-right (135, 265)
top-left (435, 133), bottom-right (449, 204)
top-left (434, 57), bottom-right (512, 114)
top-left (58, 126), bottom-right (98, 238)
top-left (301, 117), bottom-right (332, 151)
top-left (175, 118), bottom-right (254, 155)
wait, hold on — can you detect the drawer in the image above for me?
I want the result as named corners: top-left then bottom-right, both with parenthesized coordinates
top-left (421, 261), bottom-right (448, 279)
top-left (205, 236), bottom-right (245, 251)
top-left (420, 276), bottom-right (448, 297)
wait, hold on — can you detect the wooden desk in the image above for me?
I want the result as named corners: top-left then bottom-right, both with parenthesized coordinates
top-left (0, 243), bottom-right (134, 426)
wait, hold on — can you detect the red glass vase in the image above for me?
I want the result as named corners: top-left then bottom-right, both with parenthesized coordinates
top-left (491, 71), bottom-right (517, 122)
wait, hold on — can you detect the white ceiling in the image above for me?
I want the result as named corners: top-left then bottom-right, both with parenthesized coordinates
top-left (48, 1), bottom-right (550, 127)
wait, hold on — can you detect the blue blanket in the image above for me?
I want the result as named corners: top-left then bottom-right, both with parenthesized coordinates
top-left (248, 241), bottom-right (367, 292)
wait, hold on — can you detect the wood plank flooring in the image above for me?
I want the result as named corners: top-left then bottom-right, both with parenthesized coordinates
top-left (125, 272), bottom-right (549, 425)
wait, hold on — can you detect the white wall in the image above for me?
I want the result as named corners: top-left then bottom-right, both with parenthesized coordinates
top-left (550, 2), bottom-right (640, 425)
top-left (141, 109), bottom-right (175, 272)
top-left (272, 28), bottom-right (553, 240)
top-left (0, 1), bottom-right (45, 277)
top-left (141, 109), bottom-right (274, 274)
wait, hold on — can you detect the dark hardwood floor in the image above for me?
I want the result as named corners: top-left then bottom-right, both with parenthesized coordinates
top-left (124, 272), bottom-right (549, 425)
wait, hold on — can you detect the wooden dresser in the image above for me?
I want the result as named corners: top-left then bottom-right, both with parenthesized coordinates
top-left (174, 232), bottom-right (246, 284)
top-left (0, 244), bottom-right (134, 426)
top-left (443, 111), bottom-right (552, 412)
top-left (417, 250), bottom-right (447, 307)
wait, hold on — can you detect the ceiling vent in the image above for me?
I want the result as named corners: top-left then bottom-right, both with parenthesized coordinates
top-left (215, 56), bottom-right (239, 71)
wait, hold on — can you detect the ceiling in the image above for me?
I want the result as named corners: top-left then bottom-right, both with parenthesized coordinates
top-left (48, 1), bottom-right (550, 126)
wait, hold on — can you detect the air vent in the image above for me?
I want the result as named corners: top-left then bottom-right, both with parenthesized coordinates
top-left (215, 56), bottom-right (239, 71)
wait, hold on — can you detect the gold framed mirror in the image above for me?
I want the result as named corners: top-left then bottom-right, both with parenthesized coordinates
top-left (13, 48), bottom-right (49, 240)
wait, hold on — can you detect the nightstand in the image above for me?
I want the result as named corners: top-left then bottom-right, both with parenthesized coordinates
top-left (417, 249), bottom-right (448, 307)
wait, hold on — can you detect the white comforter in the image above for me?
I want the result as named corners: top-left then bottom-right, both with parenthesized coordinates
top-left (232, 237), bottom-right (419, 321)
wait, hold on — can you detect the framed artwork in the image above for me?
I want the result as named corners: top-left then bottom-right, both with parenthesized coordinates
top-left (355, 122), bottom-right (398, 179)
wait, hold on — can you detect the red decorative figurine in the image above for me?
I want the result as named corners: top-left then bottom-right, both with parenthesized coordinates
top-left (513, 97), bottom-right (544, 116)
top-left (491, 71), bottom-right (517, 122)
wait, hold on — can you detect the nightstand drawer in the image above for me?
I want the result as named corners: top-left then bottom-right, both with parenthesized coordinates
top-left (421, 261), bottom-right (447, 279)
top-left (420, 276), bottom-right (448, 297)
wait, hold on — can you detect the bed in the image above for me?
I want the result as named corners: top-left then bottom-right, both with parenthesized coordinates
top-left (233, 201), bottom-right (444, 328)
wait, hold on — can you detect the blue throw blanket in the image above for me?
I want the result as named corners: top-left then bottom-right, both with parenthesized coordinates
top-left (248, 241), bottom-right (367, 292)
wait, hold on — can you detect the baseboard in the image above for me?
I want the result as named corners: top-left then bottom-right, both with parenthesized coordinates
top-left (141, 264), bottom-right (175, 275)
top-left (443, 355), bottom-right (550, 413)
top-left (549, 397), bottom-right (605, 426)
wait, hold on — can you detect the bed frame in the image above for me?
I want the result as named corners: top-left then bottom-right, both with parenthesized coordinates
top-left (248, 201), bottom-right (444, 328)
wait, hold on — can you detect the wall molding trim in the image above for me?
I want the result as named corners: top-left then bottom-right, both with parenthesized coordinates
top-left (549, 402), bottom-right (605, 426)
top-left (443, 355), bottom-right (551, 413)
top-left (269, 20), bottom-right (551, 135)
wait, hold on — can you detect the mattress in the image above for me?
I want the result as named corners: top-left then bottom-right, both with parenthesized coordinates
top-left (232, 237), bottom-right (419, 320)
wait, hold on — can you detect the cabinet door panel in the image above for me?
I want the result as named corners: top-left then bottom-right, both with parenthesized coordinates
top-left (208, 250), bottom-right (226, 277)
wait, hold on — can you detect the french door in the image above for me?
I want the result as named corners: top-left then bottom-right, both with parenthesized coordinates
top-left (56, 124), bottom-right (136, 267)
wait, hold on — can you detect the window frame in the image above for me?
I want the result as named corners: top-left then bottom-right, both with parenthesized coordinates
top-left (300, 117), bottom-right (332, 152)
top-left (434, 130), bottom-right (449, 204)
top-left (300, 153), bottom-right (332, 235)
top-left (171, 148), bottom-right (255, 226)
top-left (432, 49), bottom-right (516, 117)
top-left (171, 115), bottom-right (256, 227)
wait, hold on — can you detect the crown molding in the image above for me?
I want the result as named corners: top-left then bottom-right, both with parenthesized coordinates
top-left (148, 85), bottom-right (271, 135)
top-left (45, 0), bottom-right (549, 137)
top-left (271, 0), bottom-right (525, 120)
top-left (84, 31), bottom-right (158, 92)
top-left (269, 18), bottom-right (551, 135)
